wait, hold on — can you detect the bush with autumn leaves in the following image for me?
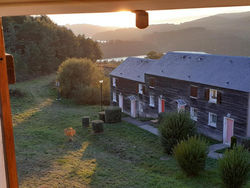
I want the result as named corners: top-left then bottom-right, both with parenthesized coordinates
top-left (57, 58), bottom-right (110, 105)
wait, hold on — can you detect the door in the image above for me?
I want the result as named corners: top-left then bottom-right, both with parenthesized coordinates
top-left (223, 117), bottom-right (234, 145)
top-left (158, 96), bottom-right (165, 113)
top-left (131, 100), bottom-right (136, 118)
top-left (138, 101), bottom-right (143, 114)
top-left (161, 99), bottom-right (165, 112)
top-left (158, 97), bottom-right (161, 113)
top-left (119, 94), bottom-right (123, 112)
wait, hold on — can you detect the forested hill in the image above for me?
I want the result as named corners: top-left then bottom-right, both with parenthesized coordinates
top-left (3, 16), bottom-right (102, 81)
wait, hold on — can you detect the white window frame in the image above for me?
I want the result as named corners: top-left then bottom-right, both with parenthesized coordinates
top-left (209, 89), bottom-right (217, 103)
top-left (149, 95), bottom-right (155, 107)
top-left (113, 91), bottom-right (117, 102)
top-left (208, 112), bottom-right (217, 127)
top-left (138, 84), bottom-right (143, 94)
top-left (190, 107), bottom-right (198, 121)
top-left (112, 77), bottom-right (116, 87)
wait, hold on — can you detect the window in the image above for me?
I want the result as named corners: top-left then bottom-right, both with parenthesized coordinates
top-left (113, 91), bottom-right (117, 102)
top-left (190, 86), bottom-right (198, 98)
top-left (149, 95), bottom-right (155, 107)
top-left (138, 84), bottom-right (143, 94)
top-left (112, 77), bottom-right (116, 87)
top-left (209, 89), bottom-right (217, 103)
top-left (177, 104), bottom-right (185, 112)
top-left (190, 107), bottom-right (198, 121)
top-left (149, 77), bottom-right (156, 88)
top-left (176, 99), bottom-right (186, 112)
top-left (208, 112), bottom-right (217, 127)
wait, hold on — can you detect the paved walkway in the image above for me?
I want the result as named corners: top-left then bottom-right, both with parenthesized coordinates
top-left (122, 117), bottom-right (159, 135)
top-left (122, 117), bottom-right (229, 159)
top-left (208, 143), bottom-right (229, 159)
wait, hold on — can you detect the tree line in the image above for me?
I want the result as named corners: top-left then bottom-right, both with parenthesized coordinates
top-left (3, 15), bottom-right (102, 81)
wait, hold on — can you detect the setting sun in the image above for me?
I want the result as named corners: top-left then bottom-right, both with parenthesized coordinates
top-left (48, 6), bottom-right (250, 27)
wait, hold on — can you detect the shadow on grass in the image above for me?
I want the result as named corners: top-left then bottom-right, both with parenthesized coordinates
top-left (14, 100), bottom-right (100, 187)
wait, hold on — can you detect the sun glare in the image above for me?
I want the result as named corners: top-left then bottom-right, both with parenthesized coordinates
top-left (48, 6), bottom-right (250, 27)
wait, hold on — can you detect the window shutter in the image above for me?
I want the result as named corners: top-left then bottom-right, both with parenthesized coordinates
top-left (190, 86), bottom-right (198, 98)
top-left (6, 54), bottom-right (16, 84)
top-left (205, 89), bottom-right (209, 101)
top-left (116, 78), bottom-right (119, 86)
top-left (149, 77), bottom-right (156, 87)
top-left (142, 85), bottom-right (146, 94)
top-left (217, 91), bottom-right (222, 104)
top-left (136, 84), bottom-right (139, 93)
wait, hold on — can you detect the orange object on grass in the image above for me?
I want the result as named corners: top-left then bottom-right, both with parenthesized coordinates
top-left (64, 127), bottom-right (76, 141)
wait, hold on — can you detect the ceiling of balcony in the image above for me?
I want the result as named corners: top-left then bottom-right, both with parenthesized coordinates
top-left (0, 0), bottom-right (250, 17)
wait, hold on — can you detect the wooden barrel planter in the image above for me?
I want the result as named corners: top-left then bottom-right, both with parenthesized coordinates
top-left (92, 120), bottom-right (104, 133)
top-left (98, 111), bottom-right (105, 122)
top-left (82, 116), bottom-right (90, 128)
top-left (105, 106), bottom-right (121, 123)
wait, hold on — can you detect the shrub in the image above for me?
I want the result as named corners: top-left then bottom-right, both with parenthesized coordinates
top-left (158, 112), bottom-right (196, 154)
top-left (174, 136), bottom-right (208, 176)
top-left (219, 146), bottom-right (250, 188)
top-left (105, 106), bottom-right (121, 123)
top-left (241, 137), bottom-right (250, 151)
top-left (158, 112), bottom-right (167, 124)
top-left (57, 58), bottom-right (110, 105)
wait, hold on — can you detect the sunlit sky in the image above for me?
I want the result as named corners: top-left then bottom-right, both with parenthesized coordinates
top-left (48, 6), bottom-right (250, 28)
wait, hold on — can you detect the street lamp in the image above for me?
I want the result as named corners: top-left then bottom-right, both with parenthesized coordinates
top-left (56, 80), bottom-right (61, 100)
top-left (99, 80), bottom-right (103, 111)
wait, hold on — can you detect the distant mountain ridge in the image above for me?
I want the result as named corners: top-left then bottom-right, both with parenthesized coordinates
top-left (65, 11), bottom-right (250, 58)
top-left (65, 24), bottom-right (118, 37)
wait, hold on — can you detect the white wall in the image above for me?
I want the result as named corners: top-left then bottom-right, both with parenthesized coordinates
top-left (0, 118), bottom-right (7, 188)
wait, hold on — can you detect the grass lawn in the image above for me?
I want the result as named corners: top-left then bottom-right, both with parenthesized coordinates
top-left (10, 75), bottom-right (249, 188)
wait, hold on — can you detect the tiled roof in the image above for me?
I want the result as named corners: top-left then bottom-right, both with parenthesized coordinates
top-left (110, 51), bottom-right (250, 92)
top-left (110, 57), bottom-right (156, 83)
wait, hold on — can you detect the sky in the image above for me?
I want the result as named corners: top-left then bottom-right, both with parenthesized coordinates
top-left (48, 6), bottom-right (250, 28)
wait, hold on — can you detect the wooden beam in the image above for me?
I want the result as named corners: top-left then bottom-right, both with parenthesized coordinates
top-left (0, 18), bottom-right (19, 188)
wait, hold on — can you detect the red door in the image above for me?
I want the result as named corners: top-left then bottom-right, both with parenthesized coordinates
top-left (161, 100), bottom-right (165, 112)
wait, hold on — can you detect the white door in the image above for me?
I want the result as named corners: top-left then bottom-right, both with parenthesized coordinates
top-left (139, 101), bottom-right (143, 113)
top-left (158, 97), bottom-right (161, 113)
top-left (131, 100), bottom-right (136, 118)
top-left (223, 117), bottom-right (234, 145)
top-left (119, 94), bottom-right (123, 112)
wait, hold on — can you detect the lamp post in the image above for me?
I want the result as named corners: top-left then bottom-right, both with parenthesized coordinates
top-left (56, 80), bottom-right (61, 100)
top-left (99, 80), bottom-right (103, 111)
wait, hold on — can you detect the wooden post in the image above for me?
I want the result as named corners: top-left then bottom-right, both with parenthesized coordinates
top-left (0, 18), bottom-right (19, 187)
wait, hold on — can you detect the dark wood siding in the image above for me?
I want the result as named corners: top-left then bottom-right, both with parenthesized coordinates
top-left (110, 74), bottom-right (249, 138)
top-left (145, 74), bottom-right (249, 138)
